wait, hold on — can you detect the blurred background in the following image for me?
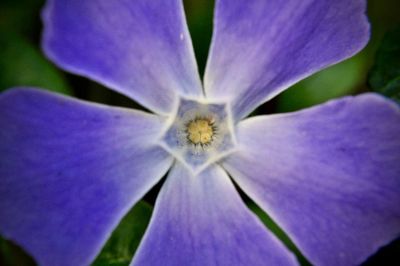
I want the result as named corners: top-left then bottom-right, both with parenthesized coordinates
top-left (0, 0), bottom-right (399, 265)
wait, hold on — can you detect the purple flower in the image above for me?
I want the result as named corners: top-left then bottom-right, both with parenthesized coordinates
top-left (1, 0), bottom-right (399, 265)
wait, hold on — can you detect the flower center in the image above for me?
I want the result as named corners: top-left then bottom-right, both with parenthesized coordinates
top-left (186, 118), bottom-right (215, 145)
top-left (159, 97), bottom-right (236, 174)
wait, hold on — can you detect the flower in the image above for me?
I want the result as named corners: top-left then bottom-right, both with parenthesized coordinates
top-left (0, 0), bottom-right (399, 265)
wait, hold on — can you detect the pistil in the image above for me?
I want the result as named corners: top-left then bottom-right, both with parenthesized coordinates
top-left (186, 118), bottom-right (215, 145)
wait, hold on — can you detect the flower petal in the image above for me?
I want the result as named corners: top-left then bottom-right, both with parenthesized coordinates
top-left (223, 94), bottom-right (400, 265)
top-left (0, 88), bottom-right (173, 266)
top-left (131, 163), bottom-right (298, 266)
top-left (204, 0), bottom-right (369, 120)
top-left (42, 0), bottom-right (203, 114)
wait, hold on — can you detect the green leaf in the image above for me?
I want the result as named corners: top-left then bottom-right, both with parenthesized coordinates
top-left (0, 236), bottom-right (36, 266)
top-left (247, 201), bottom-right (311, 266)
top-left (91, 201), bottom-right (152, 266)
top-left (0, 0), bottom-right (44, 36)
top-left (369, 26), bottom-right (400, 103)
top-left (183, 0), bottom-right (214, 77)
top-left (277, 53), bottom-right (367, 113)
top-left (0, 33), bottom-right (72, 95)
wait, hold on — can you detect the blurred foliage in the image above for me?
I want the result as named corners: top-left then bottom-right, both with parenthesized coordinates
top-left (183, 0), bottom-right (214, 76)
top-left (363, 238), bottom-right (400, 266)
top-left (0, 32), bottom-right (72, 94)
top-left (0, 0), bottom-right (44, 36)
top-left (247, 201), bottom-right (311, 266)
top-left (1, 0), bottom-right (400, 265)
top-left (277, 54), bottom-right (367, 112)
top-left (92, 201), bottom-right (152, 266)
top-left (0, 0), bottom-right (72, 95)
top-left (369, 26), bottom-right (400, 103)
top-left (276, 0), bottom-right (400, 112)
top-left (0, 236), bottom-right (35, 266)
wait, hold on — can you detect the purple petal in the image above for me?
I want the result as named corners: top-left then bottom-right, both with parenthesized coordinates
top-left (132, 163), bottom-right (298, 266)
top-left (205, 0), bottom-right (369, 120)
top-left (0, 88), bottom-right (173, 266)
top-left (42, 0), bottom-right (202, 114)
top-left (223, 94), bottom-right (400, 265)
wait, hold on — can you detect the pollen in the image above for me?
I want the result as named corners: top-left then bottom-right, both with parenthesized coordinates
top-left (186, 118), bottom-right (215, 145)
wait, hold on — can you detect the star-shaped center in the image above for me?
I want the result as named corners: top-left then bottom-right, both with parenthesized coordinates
top-left (158, 97), bottom-right (236, 174)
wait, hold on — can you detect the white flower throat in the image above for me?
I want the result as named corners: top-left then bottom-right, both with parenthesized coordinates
top-left (159, 97), bottom-right (236, 174)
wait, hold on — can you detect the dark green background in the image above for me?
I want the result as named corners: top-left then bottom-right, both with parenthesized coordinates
top-left (1, 0), bottom-right (399, 265)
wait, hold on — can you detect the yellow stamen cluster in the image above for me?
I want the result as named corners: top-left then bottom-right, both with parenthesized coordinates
top-left (186, 118), bottom-right (214, 145)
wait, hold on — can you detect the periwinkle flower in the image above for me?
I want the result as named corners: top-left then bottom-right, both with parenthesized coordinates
top-left (1, 0), bottom-right (399, 265)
